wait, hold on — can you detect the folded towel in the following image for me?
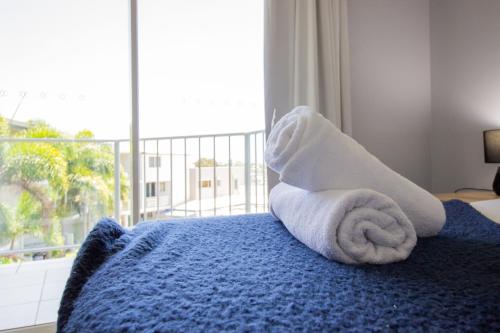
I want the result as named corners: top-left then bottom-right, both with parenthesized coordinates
top-left (265, 106), bottom-right (446, 237)
top-left (270, 183), bottom-right (417, 264)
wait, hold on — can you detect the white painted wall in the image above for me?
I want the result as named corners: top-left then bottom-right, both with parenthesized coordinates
top-left (430, 0), bottom-right (500, 192)
top-left (265, 0), bottom-right (500, 193)
top-left (347, 0), bottom-right (432, 189)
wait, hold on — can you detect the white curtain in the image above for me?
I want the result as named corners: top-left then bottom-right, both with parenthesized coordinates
top-left (264, 0), bottom-right (351, 132)
top-left (264, 0), bottom-right (351, 188)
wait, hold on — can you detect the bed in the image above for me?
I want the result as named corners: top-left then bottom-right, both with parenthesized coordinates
top-left (57, 200), bottom-right (500, 332)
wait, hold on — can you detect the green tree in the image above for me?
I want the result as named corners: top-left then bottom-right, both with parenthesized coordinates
top-left (0, 116), bottom-right (9, 169)
top-left (194, 158), bottom-right (220, 167)
top-left (0, 192), bottom-right (42, 249)
top-left (63, 130), bottom-right (129, 220)
top-left (0, 116), bottom-right (129, 254)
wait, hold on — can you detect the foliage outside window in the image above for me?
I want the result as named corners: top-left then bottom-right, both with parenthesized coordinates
top-left (0, 116), bottom-right (129, 263)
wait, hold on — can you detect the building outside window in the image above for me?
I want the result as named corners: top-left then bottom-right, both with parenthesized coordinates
top-left (146, 182), bottom-right (157, 197)
top-left (159, 181), bottom-right (168, 193)
top-left (148, 156), bottom-right (161, 168)
top-left (201, 180), bottom-right (212, 188)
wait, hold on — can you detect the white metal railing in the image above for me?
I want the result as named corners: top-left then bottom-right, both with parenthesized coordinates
top-left (0, 130), bottom-right (267, 257)
top-left (138, 130), bottom-right (267, 220)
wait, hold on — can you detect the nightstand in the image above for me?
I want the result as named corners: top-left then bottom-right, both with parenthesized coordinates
top-left (434, 191), bottom-right (499, 203)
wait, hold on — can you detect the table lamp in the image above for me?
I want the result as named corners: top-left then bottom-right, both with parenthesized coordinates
top-left (484, 129), bottom-right (500, 195)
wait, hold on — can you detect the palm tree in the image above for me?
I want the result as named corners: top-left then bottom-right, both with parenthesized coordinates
top-left (0, 192), bottom-right (42, 250)
top-left (62, 130), bottom-right (129, 230)
top-left (0, 116), bottom-right (129, 254)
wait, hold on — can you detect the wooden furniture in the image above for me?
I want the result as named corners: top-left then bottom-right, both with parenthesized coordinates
top-left (434, 191), bottom-right (499, 203)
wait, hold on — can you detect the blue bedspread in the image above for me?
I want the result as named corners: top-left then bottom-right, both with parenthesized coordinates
top-left (58, 200), bottom-right (500, 332)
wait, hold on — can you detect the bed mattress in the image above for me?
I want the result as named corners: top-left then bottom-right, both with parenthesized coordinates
top-left (58, 200), bottom-right (500, 332)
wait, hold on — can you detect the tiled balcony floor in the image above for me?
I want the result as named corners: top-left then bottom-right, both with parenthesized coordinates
top-left (0, 258), bottom-right (73, 331)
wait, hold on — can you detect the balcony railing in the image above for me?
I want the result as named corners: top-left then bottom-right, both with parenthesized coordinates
top-left (0, 130), bottom-right (267, 260)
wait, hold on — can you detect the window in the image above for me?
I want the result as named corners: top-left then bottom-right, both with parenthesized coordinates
top-left (138, 0), bottom-right (264, 138)
top-left (200, 180), bottom-right (212, 188)
top-left (137, 0), bottom-right (265, 220)
top-left (146, 182), bottom-right (156, 197)
top-left (0, 1), bottom-right (266, 329)
top-left (0, 0), bottom-right (131, 329)
top-left (148, 156), bottom-right (161, 168)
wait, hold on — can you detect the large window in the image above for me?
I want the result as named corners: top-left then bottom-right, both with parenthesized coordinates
top-left (138, 0), bottom-right (264, 137)
top-left (137, 0), bottom-right (266, 219)
top-left (0, 0), bottom-right (265, 329)
top-left (0, 0), bottom-right (131, 329)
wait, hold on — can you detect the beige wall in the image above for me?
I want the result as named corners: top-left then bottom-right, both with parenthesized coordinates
top-left (430, 0), bottom-right (500, 192)
top-left (347, 0), bottom-right (432, 189)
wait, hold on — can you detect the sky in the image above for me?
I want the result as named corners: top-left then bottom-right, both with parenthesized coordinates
top-left (0, 0), bottom-right (264, 139)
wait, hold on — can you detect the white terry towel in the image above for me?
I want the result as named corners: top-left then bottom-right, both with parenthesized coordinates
top-left (270, 183), bottom-right (417, 265)
top-left (265, 106), bottom-right (446, 237)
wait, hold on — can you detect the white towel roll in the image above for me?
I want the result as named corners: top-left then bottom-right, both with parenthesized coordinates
top-left (270, 183), bottom-right (417, 265)
top-left (265, 106), bottom-right (446, 237)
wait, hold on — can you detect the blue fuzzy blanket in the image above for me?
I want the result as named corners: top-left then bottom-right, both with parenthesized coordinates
top-left (58, 200), bottom-right (500, 332)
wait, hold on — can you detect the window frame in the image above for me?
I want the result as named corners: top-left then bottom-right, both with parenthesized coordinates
top-left (130, 0), bottom-right (140, 225)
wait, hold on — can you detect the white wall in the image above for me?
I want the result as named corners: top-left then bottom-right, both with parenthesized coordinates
top-left (265, 0), bottom-right (500, 193)
top-left (430, 0), bottom-right (500, 192)
top-left (348, 0), bottom-right (432, 189)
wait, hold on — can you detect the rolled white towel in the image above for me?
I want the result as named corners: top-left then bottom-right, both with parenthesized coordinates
top-left (265, 106), bottom-right (446, 237)
top-left (270, 183), bottom-right (417, 265)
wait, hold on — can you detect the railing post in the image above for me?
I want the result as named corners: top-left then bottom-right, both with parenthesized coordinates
top-left (213, 136), bottom-right (216, 215)
top-left (228, 136), bottom-right (232, 215)
top-left (143, 140), bottom-right (147, 221)
top-left (113, 141), bottom-right (121, 223)
top-left (244, 133), bottom-right (251, 213)
top-left (156, 139), bottom-right (160, 219)
top-left (184, 138), bottom-right (188, 216)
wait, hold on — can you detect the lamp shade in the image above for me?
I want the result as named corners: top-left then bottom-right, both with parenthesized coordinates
top-left (484, 129), bottom-right (500, 163)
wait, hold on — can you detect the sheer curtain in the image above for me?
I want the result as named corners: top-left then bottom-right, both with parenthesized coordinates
top-left (264, 0), bottom-right (351, 188)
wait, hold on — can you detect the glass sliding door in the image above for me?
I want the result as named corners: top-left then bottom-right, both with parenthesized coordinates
top-left (0, 0), bottom-right (131, 329)
top-left (0, 0), bottom-right (266, 329)
top-left (137, 0), bottom-right (266, 220)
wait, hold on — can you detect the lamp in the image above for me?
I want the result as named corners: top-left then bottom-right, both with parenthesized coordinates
top-left (484, 129), bottom-right (500, 195)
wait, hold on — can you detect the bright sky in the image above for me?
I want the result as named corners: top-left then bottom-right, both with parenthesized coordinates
top-left (0, 0), bottom-right (264, 139)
